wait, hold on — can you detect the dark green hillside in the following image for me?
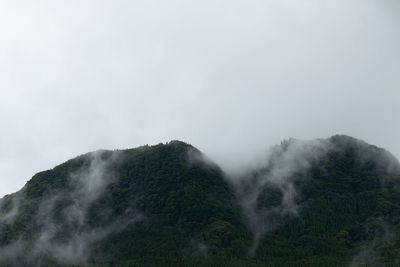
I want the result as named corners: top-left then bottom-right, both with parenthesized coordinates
top-left (0, 141), bottom-right (251, 266)
top-left (246, 135), bottom-right (400, 266)
top-left (0, 136), bottom-right (400, 266)
top-left (94, 141), bottom-right (252, 265)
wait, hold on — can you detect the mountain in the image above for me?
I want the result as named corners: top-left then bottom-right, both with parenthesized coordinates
top-left (234, 135), bottom-right (400, 266)
top-left (0, 135), bottom-right (400, 266)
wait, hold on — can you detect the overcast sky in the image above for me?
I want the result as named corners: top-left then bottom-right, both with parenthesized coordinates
top-left (0, 0), bottom-right (399, 196)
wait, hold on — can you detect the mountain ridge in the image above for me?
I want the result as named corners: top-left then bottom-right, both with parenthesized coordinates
top-left (1, 135), bottom-right (400, 266)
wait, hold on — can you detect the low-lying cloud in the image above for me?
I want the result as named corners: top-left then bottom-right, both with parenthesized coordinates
top-left (0, 150), bottom-right (142, 265)
top-left (225, 136), bottom-right (400, 255)
top-left (228, 139), bottom-right (330, 254)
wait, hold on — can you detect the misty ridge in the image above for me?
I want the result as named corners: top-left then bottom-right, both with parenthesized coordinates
top-left (0, 135), bottom-right (400, 266)
top-left (0, 150), bottom-right (142, 265)
top-left (1, 0), bottom-right (399, 266)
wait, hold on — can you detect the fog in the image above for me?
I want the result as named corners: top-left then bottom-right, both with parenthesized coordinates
top-left (223, 135), bottom-right (400, 256)
top-left (0, 150), bottom-right (142, 264)
top-left (0, 135), bottom-right (399, 264)
top-left (1, 0), bottom-right (399, 196)
top-left (229, 139), bottom-right (329, 254)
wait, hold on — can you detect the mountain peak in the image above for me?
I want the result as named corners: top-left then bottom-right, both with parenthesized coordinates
top-left (1, 136), bottom-right (400, 266)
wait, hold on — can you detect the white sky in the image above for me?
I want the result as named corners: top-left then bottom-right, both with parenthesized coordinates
top-left (1, 0), bottom-right (399, 196)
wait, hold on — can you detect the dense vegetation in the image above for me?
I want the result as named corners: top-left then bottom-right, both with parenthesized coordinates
top-left (248, 136), bottom-right (400, 266)
top-left (0, 135), bottom-right (399, 266)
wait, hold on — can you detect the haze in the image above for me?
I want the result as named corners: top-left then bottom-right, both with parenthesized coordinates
top-left (0, 0), bottom-right (399, 197)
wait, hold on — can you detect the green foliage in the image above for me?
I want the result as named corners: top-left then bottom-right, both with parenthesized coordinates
top-left (250, 135), bottom-right (400, 266)
top-left (0, 136), bottom-right (400, 266)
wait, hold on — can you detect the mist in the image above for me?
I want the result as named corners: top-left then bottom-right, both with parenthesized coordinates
top-left (1, 1), bottom-right (399, 198)
top-left (222, 135), bottom-right (400, 255)
top-left (224, 138), bottom-right (326, 254)
top-left (0, 151), bottom-right (142, 265)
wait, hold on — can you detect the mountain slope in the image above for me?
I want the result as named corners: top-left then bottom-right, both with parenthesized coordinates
top-left (0, 141), bottom-right (251, 266)
top-left (0, 135), bottom-right (400, 266)
top-left (236, 135), bottom-right (400, 266)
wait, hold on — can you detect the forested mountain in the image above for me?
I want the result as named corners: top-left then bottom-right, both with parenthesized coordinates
top-left (0, 135), bottom-right (399, 266)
